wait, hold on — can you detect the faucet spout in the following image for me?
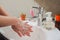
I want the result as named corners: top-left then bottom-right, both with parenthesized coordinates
top-left (32, 6), bottom-right (44, 26)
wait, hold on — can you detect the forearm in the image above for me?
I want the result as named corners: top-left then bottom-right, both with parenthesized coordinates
top-left (0, 16), bottom-right (19, 27)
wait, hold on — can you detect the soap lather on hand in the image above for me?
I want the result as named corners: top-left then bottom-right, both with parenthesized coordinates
top-left (12, 20), bottom-right (33, 37)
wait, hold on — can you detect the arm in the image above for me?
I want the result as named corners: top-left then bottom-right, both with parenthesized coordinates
top-left (0, 6), bottom-right (32, 37)
top-left (0, 15), bottom-right (24, 37)
top-left (0, 16), bottom-right (19, 27)
top-left (0, 6), bottom-right (9, 16)
top-left (0, 15), bottom-right (32, 36)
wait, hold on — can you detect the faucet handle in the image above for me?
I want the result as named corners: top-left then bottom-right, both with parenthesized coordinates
top-left (32, 16), bottom-right (38, 18)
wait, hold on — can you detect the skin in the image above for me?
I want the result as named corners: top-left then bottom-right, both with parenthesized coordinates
top-left (0, 6), bottom-right (33, 37)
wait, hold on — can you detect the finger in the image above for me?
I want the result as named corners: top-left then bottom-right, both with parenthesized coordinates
top-left (14, 27), bottom-right (25, 36)
top-left (13, 25), bottom-right (24, 32)
top-left (24, 23), bottom-right (32, 28)
top-left (16, 25), bottom-right (24, 30)
top-left (14, 29), bottom-right (23, 37)
top-left (20, 29), bottom-right (26, 36)
top-left (15, 28), bottom-right (25, 37)
top-left (12, 26), bottom-right (23, 37)
top-left (25, 31), bottom-right (30, 36)
top-left (25, 26), bottom-right (33, 32)
top-left (25, 28), bottom-right (33, 32)
top-left (28, 28), bottom-right (33, 32)
top-left (17, 31), bottom-right (23, 37)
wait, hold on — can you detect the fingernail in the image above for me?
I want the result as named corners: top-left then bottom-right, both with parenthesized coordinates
top-left (30, 30), bottom-right (33, 32)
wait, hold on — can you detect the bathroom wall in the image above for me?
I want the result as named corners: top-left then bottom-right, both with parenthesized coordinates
top-left (0, 0), bottom-right (39, 17)
top-left (34, 0), bottom-right (60, 15)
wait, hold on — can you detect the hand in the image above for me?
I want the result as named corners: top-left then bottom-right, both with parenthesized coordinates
top-left (12, 25), bottom-right (23, 37)
top-left (11, 21), bottom-right (33, 37)
top-left (21, 22), bottom-right (33, 36)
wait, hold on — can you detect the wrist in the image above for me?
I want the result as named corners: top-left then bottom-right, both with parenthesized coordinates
top-left (12, 17), bottom-right (22, 25)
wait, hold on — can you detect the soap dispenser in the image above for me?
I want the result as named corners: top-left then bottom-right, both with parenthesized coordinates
top-left (45, 12), bottom-right (55, 30)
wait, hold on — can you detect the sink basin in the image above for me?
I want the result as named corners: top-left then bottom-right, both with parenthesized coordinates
top-left (0, 20), bottom-right (60, 40)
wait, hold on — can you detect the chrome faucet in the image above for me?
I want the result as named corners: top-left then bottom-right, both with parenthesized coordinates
top-left (32, 6), bottom-right (44, 26)
top-left (32, 6), bottom-right (41, 17)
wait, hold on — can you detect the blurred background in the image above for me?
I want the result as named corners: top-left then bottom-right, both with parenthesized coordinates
top-left (0, 0), bottom-right (39, 17)
top-left (0, 0), bottom-right (60, 40)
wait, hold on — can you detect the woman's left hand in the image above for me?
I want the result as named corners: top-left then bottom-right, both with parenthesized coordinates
top-left (11, 22), bottom-right (33, 37)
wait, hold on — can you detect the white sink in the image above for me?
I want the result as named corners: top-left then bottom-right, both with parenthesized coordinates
top-left (0, 21), bottom-right (60, 40)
